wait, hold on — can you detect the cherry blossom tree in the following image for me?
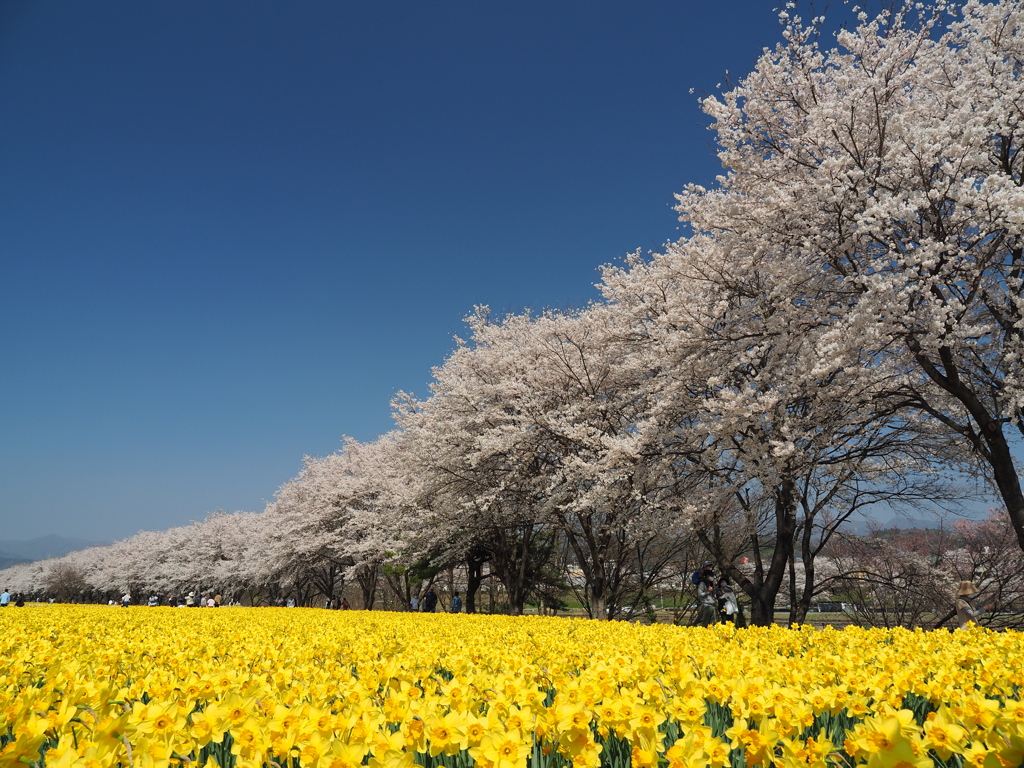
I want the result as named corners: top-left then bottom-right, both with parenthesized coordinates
top-left (598, 213), bottom-right (957, 624)
top-left (825, 532), bottom-right (956, 629)
top-left (396, 362), bottom-right (559, 615)
top-left (41, 561), bottom-right (89, 602)
top-left (674, 0), bottom-right (1024, 551)
top-left (258, 458), bottom-right (352, 605)
top-left (244, 435), bottom-right (421, 607)
top-left (944, 511), bottom-right (1024, 627)
top-left (396, 305), bottom-right (679, 618)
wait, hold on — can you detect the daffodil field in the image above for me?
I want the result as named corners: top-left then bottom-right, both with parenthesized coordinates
top-left (2, 607), bottom-right (1023, 768)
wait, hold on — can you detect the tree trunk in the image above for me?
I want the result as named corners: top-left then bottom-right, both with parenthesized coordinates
top-left (560, 512), bottom-right (614, 620)
top-left (706, 476), bottom-right (798, 626)
top-left (751, 477), bottom-right (797, 625)
top-left (793, 511), bottom-right (817, 625)
top-left (465, 552), bottom-right (486, 614)
top-left (983, 427), bottom-right (1024, 554)
top-left (787, 540), bottom-right (800, 627)
top-left (488, 523), bottom-right (542, 615)
top-left (358, 565), bottom-right (378, 610)
top-left (908, 341), bottom-right (1024, 556)
top-left (384, 569), bottom-right (412, 610)
top-left (313, 561), bottom-right (341, 604)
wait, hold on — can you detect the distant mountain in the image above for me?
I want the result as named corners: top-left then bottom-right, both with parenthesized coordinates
top-left (844, 511), bottom-right (981, 535)
top-left (869, 516), bottom-right (953, 531)
top-left (0, 535), bottom-right (103, 563)
top-left (0, 556), bottom-right (29, 570)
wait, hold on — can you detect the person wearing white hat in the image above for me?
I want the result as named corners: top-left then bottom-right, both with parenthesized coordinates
top-left (955, 580), bottom-right (997, 629)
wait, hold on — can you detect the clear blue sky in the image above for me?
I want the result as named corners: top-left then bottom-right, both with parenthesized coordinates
top-left (2, 1), bottom-right (857, 542)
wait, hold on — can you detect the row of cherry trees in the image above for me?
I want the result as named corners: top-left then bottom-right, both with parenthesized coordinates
top-left (3, 0), bottom-right (1021, 624)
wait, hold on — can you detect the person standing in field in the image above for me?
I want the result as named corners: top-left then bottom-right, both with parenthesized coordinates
top-left (956, 580), bottom-right (998, 629)
top-left (423, 588), bottom-right (438, 613)
top-left (715, 578), bottom-right (739, 624)
top-left (692, 563), bottom-right (718, 626)
top-left (0, 589), bottom-right (10, 607)
top-left (450, 591), bottom-right (462, 613)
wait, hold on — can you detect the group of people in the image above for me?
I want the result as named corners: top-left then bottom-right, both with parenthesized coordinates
top-left (410, 588), bottom-right (438, 612)
top-left (114, 592), bottom-right (225, 608)
top-left (691, 563), bottom-right (742, 626)
top-left (5, 575), bottom-right (1002, 628)
top-left (0, 589), bottom-right (25, 608)
top-left (409, 589), bottom-right (462, 613)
